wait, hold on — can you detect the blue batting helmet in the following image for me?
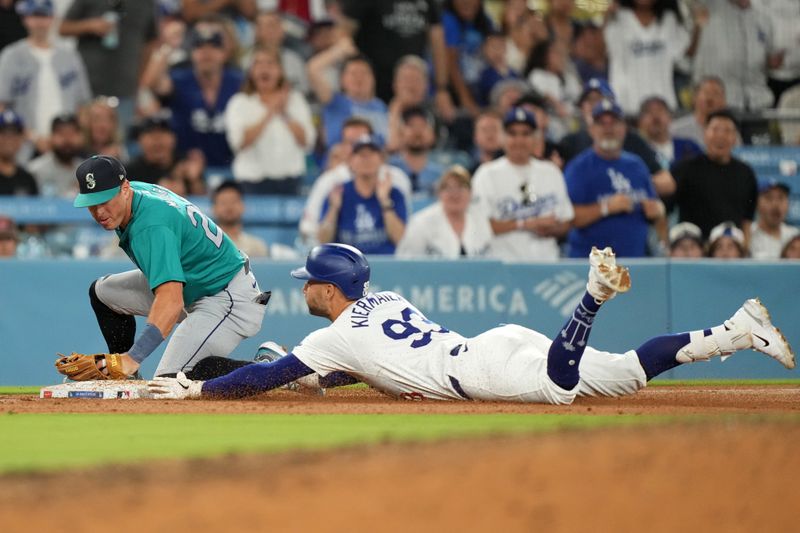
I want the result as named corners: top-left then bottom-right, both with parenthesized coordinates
top-left (291, 243), bottom-right (371, 300)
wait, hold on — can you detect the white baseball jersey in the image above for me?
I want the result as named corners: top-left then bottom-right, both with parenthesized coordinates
top-left (471, 156), bottom-right (574, 261)
top-left (299, 163), bottom-right (413, 243)
top-left (291, 291), bottom-right (647, 403)
top-left (395, 201), bottom-right (493, 258)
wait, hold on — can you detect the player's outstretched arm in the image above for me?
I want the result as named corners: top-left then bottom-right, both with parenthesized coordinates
top-left (148, 354), bottom-right (316, 400)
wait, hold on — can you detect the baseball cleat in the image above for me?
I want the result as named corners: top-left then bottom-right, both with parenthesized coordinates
top-left (725, 298), bottom-right (795, 369)
top-left (253, 341), bottom-right (287, 363)
top-left (253, 342), bottom-right (326, 395)
top-left (586, 246), bottom-right (631, 301)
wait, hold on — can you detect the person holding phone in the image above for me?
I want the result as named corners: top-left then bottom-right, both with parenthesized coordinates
top-left (224, 45), bottom-right (316, 195)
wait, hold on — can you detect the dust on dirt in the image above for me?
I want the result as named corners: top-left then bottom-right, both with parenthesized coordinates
top-left (1, 385), bottom-right (797, 533)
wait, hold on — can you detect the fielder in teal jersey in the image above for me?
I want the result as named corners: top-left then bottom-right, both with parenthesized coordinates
top-left (73, 155), bottom-right (268, 377)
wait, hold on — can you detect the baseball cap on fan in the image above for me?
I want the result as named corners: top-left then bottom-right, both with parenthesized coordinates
top-left (15, 0), bottom-right (54, 17)
top-left (73, 155), bottom-right (128, 208)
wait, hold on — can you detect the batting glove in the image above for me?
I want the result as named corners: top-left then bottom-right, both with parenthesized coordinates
top-left (147, 372), bottom-right (203, 400)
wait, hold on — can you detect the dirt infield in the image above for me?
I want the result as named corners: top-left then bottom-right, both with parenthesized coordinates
top-left (3, 383), bottom-right (800, 415)
top-left (2, 385), bottom-right (798, 532)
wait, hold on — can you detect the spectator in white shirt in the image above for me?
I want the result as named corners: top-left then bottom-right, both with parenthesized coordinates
top-left (242, 10), bottom-right (309, 96)
top-left (396, 165), bottom-right (492, 258)
top-left (472, 107), bottom-right (574, 261)
top-left (752, 0), bottom-right (800, 103)
top-left (692, 0), bottom-right (782, 110)
top-left (211, 181), bottom-right (269, 258)
top-left (525, 39), bottom-right (581, 141)
top-left (750, 179), bottom-right (800, 259)
top-left (603, 0), bottom-right (698, 115)
top-left (0, 0), bottom-right (90, 155)
top-left (224, 45), bottom-right (315, 195)
top-left (26, 113), bottom-right (83, 198)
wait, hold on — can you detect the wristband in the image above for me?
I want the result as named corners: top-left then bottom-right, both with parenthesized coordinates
top-left (381, 201), bottom-right (395, 212)
top-left (600, 199), bottom-right (609, 217)
top-left (128, 323), bottom-right (165, 363)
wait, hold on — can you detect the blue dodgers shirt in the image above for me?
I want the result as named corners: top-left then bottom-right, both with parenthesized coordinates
top-left (321, 180), bottom-right (407, 254)
top-left (322, 93), bottom-right (388, 148)
top-left (442, 9), bottom-right (492, 87)
top-left (565, 149), bottom-right (657, 257)
top-left (169, 66), bottom-right (243, 167)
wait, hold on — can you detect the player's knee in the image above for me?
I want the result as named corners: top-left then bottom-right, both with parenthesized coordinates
top-left (89, 280), bottom-right (104, 309)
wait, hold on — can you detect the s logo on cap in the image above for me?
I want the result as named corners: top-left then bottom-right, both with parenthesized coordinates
top-left (86, 173), bottom-right (96, 190)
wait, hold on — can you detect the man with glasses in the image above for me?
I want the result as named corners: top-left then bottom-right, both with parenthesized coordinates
top-left (471, 107), bottom-right (573, 261)
top-left (565, 99), bottom-right (665, 258)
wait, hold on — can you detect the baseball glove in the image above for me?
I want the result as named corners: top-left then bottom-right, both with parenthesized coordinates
top-left (54, 352), bottom-right (129, 381)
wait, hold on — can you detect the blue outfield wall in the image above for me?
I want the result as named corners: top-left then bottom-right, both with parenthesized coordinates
top-left (0, 258), bottom-right (798, 385)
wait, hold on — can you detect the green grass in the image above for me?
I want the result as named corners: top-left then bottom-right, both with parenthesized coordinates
top-left (0, 413), bottom-right (665, 475)
top-left (0, 386), bottom-right (40, 395)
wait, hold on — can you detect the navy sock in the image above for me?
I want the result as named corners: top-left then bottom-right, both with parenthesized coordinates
top-left (636, 333), bottom-right (691, 380)
top-left (547, 292), bottom-right (602, 390)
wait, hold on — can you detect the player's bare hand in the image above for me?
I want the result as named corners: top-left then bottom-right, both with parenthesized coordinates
top-left (607, 193), bottom-right (634, 214)
top-left (147, 372), bottom-right (203, 400)
top-left (118, 353), bottom-right (141, 377)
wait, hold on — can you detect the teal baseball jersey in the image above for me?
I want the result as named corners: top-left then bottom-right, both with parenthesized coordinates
top-left (117, 182), bottom-right (244, 306)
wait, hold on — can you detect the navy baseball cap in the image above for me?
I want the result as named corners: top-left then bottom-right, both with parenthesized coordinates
top-left (351, 133), bottom-right (383, 153)
top-left (759, 178), bottom-right (791, 195)
top-left (503, 107), bottom-right (537, 130)
top-left (16, 0), bottom-right (53, 16)
top-left (73, 155), bottom-right (128, 208)
top-left (0, 109), bottom-right (23, 132)
top-left (592, 98), bottom-right (624, 120)
top-left (579, 77), bottom-right (614, 104)
top-left (190, 27), bottom-right (224, 48)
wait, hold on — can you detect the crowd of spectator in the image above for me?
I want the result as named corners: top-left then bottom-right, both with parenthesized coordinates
top-left (1, 0), bottom-right (799, 263)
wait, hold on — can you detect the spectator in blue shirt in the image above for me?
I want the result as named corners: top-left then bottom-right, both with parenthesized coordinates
top-left (565, 99), bottom-right (665, 257)
top-left (318, 134), bottom-right (407, 255)
top-left (308, 47), bottom-right (389, 150)
top-left (477, 30), bottom-right (520, 107)
top-left (442, 0), bottom-right (495, 117)
top-left (146, 21), bottom-right (243, 168)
